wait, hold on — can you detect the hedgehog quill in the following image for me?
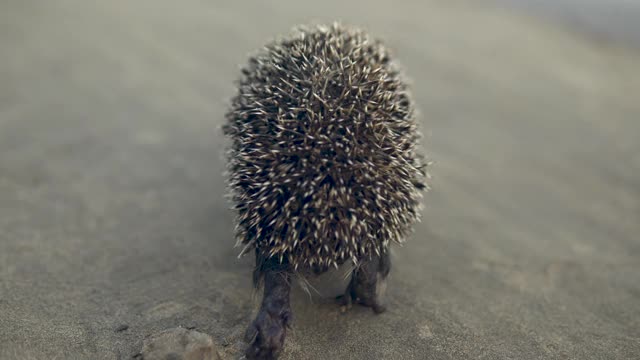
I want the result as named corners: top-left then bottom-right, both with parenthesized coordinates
top-left (223, 23), bottom-right (428, 360)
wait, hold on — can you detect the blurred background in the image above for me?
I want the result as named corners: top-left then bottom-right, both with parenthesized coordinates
top-left (1, 0), bottom-right (639, 359)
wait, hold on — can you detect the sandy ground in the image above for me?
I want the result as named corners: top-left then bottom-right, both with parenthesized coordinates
top-left (1, 0), bottom-right (639, 359)
top-left (498, 0), bottom-right (640, 48)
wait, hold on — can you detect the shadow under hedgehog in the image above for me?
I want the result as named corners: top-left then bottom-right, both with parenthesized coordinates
top-left (223, 23), bottom-right (428, 360)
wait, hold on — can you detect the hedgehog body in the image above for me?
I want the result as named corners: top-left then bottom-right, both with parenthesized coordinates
top-left (224, 23), bottom-right (427, 272)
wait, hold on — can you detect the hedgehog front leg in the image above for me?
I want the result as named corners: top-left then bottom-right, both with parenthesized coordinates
top-left (338, 249), bottom-right (390, 314)
top-left (245, 254), bottom-right (292, 360)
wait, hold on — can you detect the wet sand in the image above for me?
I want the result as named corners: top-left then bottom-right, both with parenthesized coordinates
top-left (1, 0), bottom-right (639, 359)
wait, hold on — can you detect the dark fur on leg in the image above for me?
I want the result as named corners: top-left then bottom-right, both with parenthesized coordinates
top-left (245, 251), bottom-right (291, 360)
top-left (338, 249), bottom-right (390, 314)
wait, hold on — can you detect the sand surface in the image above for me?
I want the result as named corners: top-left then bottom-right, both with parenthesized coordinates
top-left (1, 0), bottom-right (639, 359)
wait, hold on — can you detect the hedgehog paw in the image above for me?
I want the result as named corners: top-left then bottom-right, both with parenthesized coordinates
top-left (355, 294), bottom-right (386, 314)
top-left (244, 307), bottom-right (290, 360)
top-left (337, 292), bottom-right (386, 314)
top-left (335, 294), bottom-right (353, 313)
top-left (338, 256), bottom-right (388, 315)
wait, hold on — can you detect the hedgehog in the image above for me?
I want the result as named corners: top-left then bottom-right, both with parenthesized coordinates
top-left (223, 23), bottom-right (428, 360)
